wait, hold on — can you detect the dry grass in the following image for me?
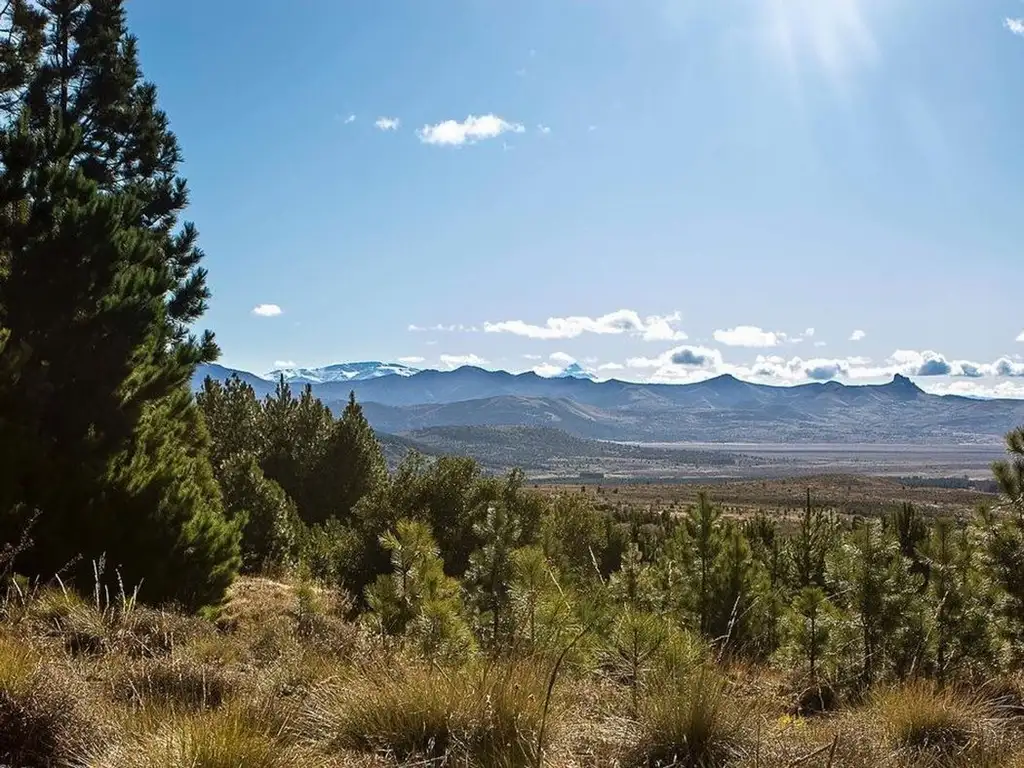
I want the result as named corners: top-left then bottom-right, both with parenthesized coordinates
top-left (873, 681), bottom-right (987, 760)
top-left (85, 705), bottom-right (332, 768)
top-left (629, 665), bottom-right (751, 768)
top-left (0, 633), bottom-right (105, 767)
top-left (5, 576), bottom-right (1024, 768)
top-left (300, 657), bottom-right (553, 766)
top-left (544, 475), bottom-right (995, 524)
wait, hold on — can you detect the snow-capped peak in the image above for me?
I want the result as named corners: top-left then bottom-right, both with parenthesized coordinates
top-left (265, 361), bottom-right (421, 384)
top-left (552, 362), bottom-right (597, 381)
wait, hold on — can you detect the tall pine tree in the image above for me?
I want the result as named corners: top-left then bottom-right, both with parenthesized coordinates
top-left (309, 391), bottom-right (386, 524)
top-left (0, 0), bottom-right (238, 609)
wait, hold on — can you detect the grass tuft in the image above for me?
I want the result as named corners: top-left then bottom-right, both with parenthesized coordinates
top-left (86, 706), bottom-right (331, 768)
top-left (630, 665), bottom-right (747, 768)
top-left (112, 655), bottom-right (237, 711)
top-left (300, 657), bottom-right (551, 766)
top-left (875, 680), bottom-right (979, 757)
top-left (0, 634), bottom-right (103, 768)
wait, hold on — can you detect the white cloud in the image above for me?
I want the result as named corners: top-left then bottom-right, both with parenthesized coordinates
top-left (713, 325), bottom-right (784, 348)
top-left (804, 328), bottom-right (815, 337)
top-left (849, 329), bottom-right (866, 341)
top-left (398, 356), bottom-right (425, 365)
top-left (627, 345), bottom-right (724, 371)
top-left (1017, 330), bottom-right (1024, 342)
top-left (599, 362), bottom-right (625, 371)
top-left (538, 124), bottom-right (552, 134)
top-left (440, 354), bottom-right (489, 369)
top-left (252, 304), bottom-right (283, 317)
top-left (409, 323), bottom-right (478, 333)
top-left (533, 363), bottom-right (563, 377)
top-left (484, 309), bottom-right (685, 341)
top-left (418, 114), bottom-right (525, 146)
top-left (549, 352), bottom-right (576, 365)
top-left (375, 117), bottom-right (400, 131)
top-left (522, 354), bottom-right (543, 361)
top-left (1006, 17), bottom-right (1024, 36)
top-left (273, 360), bottom-right (296, 369)
top-left (814, 341), bottom-right (828, 348)
top-left (343, 114), bottom-right (356, 124)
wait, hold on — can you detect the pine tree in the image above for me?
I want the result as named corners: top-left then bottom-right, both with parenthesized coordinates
top-left (219, 453), bottom-right (301, 574)
top-left (0, 1), bottom-right (237, 609)
top-left (309, 391), bottom-right (386, 525)
top-left (714, 522), bottom-right (773, 654)
top-left (260, 377), bottom-right (301, 500)
top-left (828, 519), bottom-right (921, 683)
top-left (792, 489), bottom-right (834, 590)
top-left (792, 587), bottom-right (830, 679)
top-left (541, 492), bottom-right (607, 584)
top-left (415, 455), bottom-right (487, 577)
top-left (465, 503), bottom-right (520, 649)
top-left (364, 518), bottom-right (474, 660)
top-left (924, 517), bottom-right (999, 682)
top-left (608, 541), bottom-right (658, 612)
top-left (680, 492), bottom-right (725, 637)
top-left (993, 427), bottom-right (1024, 516)
top-left (887, 502), bottom-right (930, 590)
top-left (196, 375), bottom-right (265, 476)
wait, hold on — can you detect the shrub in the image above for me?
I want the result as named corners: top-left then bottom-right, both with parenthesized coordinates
top-left (299, 658), bottom-right (551, 765)
top-left (630, 665), bottom-right (747, 768)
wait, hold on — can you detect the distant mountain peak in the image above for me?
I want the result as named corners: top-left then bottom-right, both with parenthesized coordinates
top-left (553, 362), bottom-right (597, 381)
top-left (266, 361), bottom-right (420, 384)
top-left (889, 373), bottom-right (923, 391)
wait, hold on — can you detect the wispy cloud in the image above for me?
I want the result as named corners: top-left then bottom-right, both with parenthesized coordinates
top-left (849, 329), bottom-right (867, 341)
top-left (1006, 17), bottom-right (1024, 36)
top-left (252, 304), bottom-right (283, 317)
top-left (398, 356), bottom-right (425, 365)
top-left (764, 0), bottom-right (880, 88)
top-left (538, 124), bottom-right (552, 135)
top-left (343, 114), bottom-right (356, 124)
top-left (484, 309), bottom-right (686, 342)
top-left (273, 360), bottom-right (296, 369)
top-left (549, 351), bottom-right (576, 365)
top-left (375, 117), bottom-right (400, 131)
top-left (408, 323), bottom-right (479, 333)
top-left (1017, 330), bottom-right (1024, 342)
top-left (440, 353), bottom-right (489, 369)
top-left (418, 115), bottom-right (525, 146)
top-left (713, 325), bottom-right (784, 348)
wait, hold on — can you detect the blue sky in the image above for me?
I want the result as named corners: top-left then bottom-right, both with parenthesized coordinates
top-left (128, 1), bottom-right (1024, 396)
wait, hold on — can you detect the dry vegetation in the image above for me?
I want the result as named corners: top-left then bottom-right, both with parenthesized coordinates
top-left (4, 576), bottom-right (1024, 768)
top-left (545, 474), bottom-right (996, 524)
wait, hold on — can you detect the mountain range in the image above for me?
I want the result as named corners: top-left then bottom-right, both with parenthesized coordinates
top-left (191, 362), bottom-right (1024, 445)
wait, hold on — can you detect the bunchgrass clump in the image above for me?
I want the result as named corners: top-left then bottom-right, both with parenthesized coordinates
top-left (299, 657), bottom-right (552, 766)
top-left (86, 706), bottom-right (329, 768)
top-left (112, 655), bottom-right (237, 711)
top-left (0, 633), bottom-right (103, 767)
top-left (874, 681), bottom-right (980, 757)
top-left (631, 665), bottom-right (747, 768)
